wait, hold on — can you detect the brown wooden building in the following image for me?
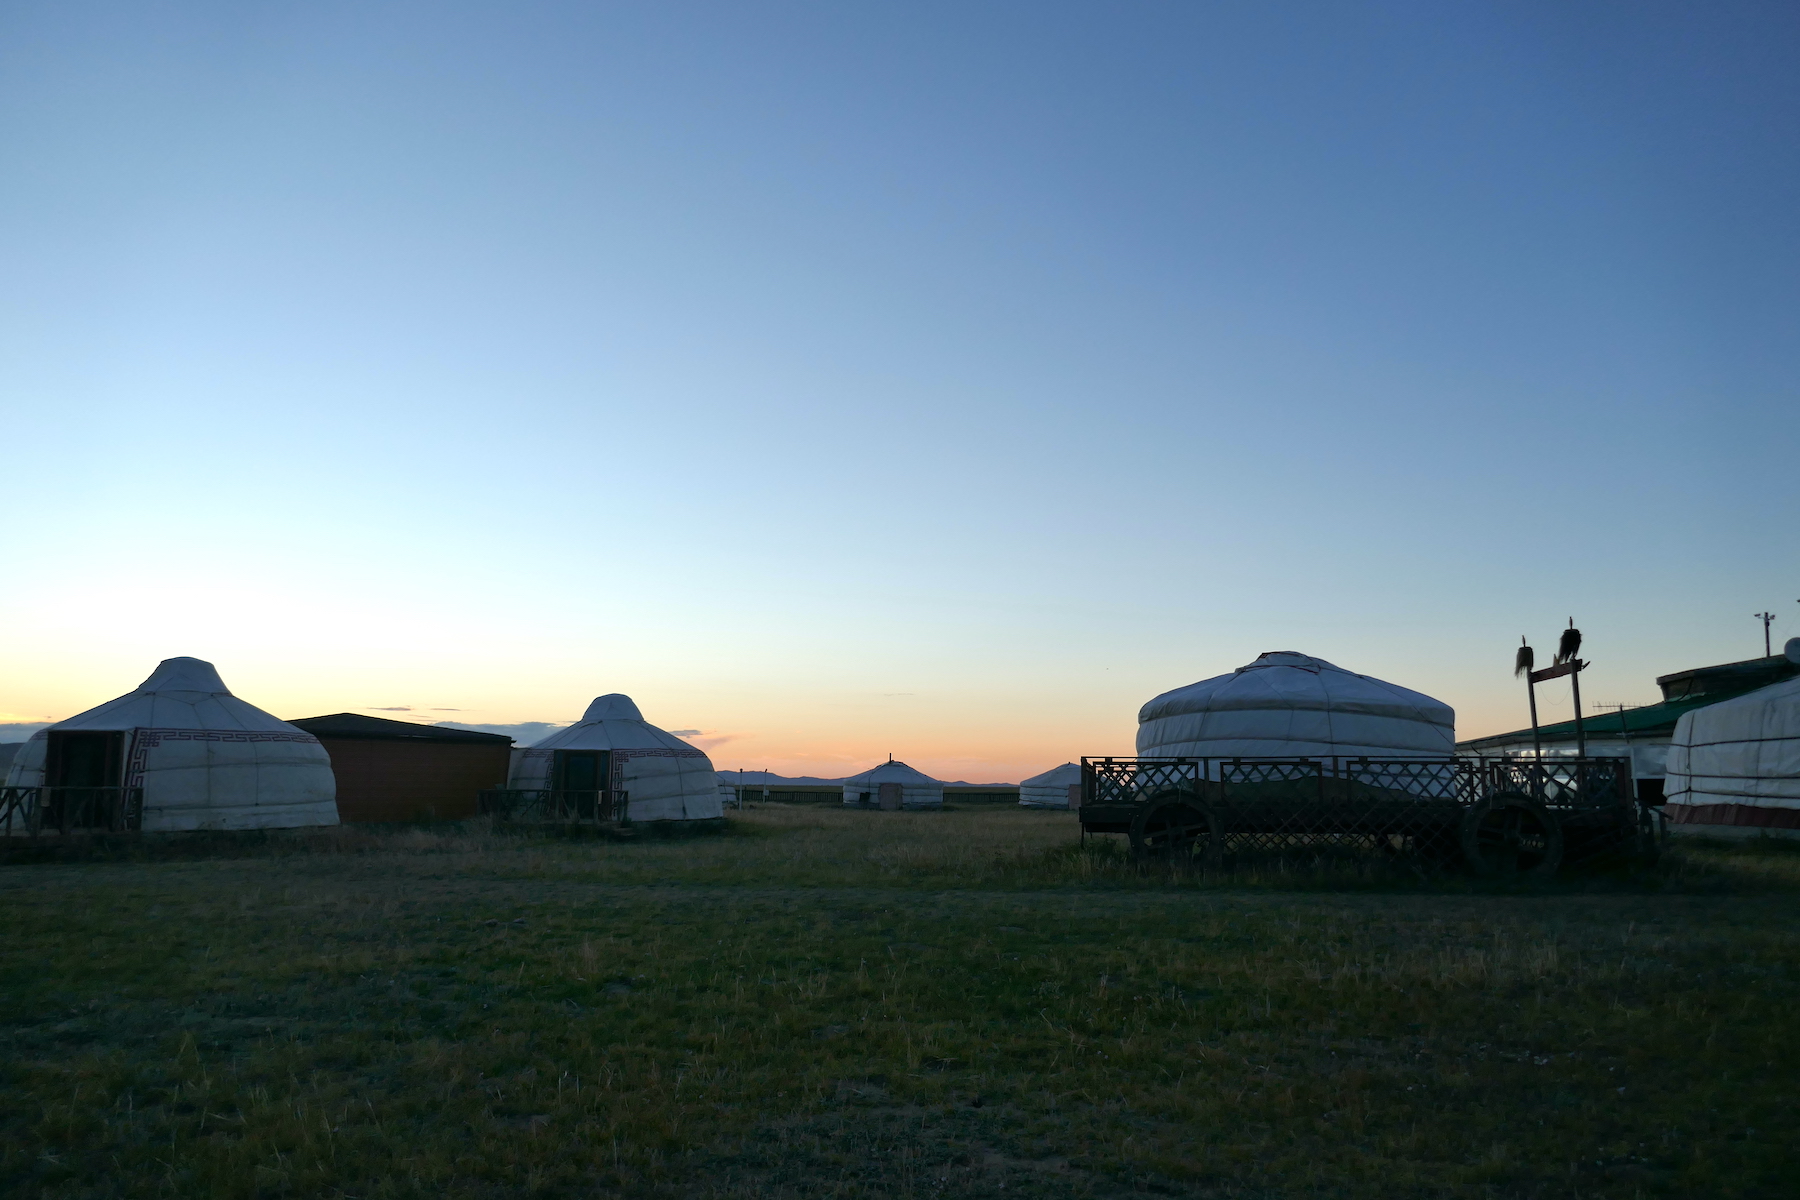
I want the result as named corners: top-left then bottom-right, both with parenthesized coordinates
top-left (286, 713), bottom-right (512, 823)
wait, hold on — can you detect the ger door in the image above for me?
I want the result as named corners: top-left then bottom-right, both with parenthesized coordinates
top-left (43, 730), bottom-right (126, 830)
top-left (553, 750), bottom-right (611, 820)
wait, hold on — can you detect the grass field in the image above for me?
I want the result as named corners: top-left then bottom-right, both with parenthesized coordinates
top-left (2, 805), bottom-right (1797, 1198)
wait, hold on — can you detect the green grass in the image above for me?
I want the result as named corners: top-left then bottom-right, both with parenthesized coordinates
top-left (2, 806), bottom-right (1798, 1198)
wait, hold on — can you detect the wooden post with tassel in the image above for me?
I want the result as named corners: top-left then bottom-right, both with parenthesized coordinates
top-left (1515, 637), bottom-right (1541, 760)
top-left (1528, 619), bottom-right (1588, 758)
top-left (1570, 659), bottom-right (1587, 758)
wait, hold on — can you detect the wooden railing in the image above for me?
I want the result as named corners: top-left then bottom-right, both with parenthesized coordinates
top-left (477, 789), bottom-right (630, 824)
top-left (0, 786), bottom-right (144, 835)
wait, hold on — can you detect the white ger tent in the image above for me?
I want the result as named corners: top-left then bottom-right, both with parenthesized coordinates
top-left (1138, 651), bottom-right (1455, 764)
top-left (1020, 762), bottom-right (1081, 808)
top-left (1663, 669), bottom-right (1800, 833)
top-left (3, 657), bottom-right (337, 831)
top-left (509, 694), bottom-right (723, 822)
top-left (843, 758), bottom-right (943, 809)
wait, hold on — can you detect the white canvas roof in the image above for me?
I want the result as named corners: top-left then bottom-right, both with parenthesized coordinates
top-left (32, 657), bottom-right (307, 735)
top-left (3, 657), bottom-right (338, 831)
top-left (843, 759), bottom-right (940, 786)
top-left (1664, 675), bottom-right (1800, 810)
top-left (1019, 761), bottom-right (1080, 808)
top-left (1021, 762), bottom-right (1080, 788)
top-left (842, 758), bottom-right (943, 807)
top-left (526, 694), bottom-right (701, 753)
top-left (1138, 651), bottom-right (1454, 762)
top-left (508, 693), bottom-right (722, 822)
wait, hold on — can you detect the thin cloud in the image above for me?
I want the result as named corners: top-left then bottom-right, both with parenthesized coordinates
top-left (665, 728), bottom-right (743, 752)
top-left (367, 706), bottom-right (413, 711)
top-left (430, 707), bottom-right (462, 711)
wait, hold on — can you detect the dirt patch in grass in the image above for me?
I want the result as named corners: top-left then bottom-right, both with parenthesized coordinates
top-left (1, 807), bottom-right (1796, 1197)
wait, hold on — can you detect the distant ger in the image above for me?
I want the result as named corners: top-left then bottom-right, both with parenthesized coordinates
top-left (1019, 762), bottom-right (1081, 809)
top-left (842, 758), bottom-right (943, 810)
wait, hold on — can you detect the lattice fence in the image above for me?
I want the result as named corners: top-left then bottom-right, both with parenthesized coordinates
top-left (478, 789), bottom-right (629, 824)
top-left (1079, 756), bottom-right (1642, 873)
top-left (0, 786), bottom-right (143, 836)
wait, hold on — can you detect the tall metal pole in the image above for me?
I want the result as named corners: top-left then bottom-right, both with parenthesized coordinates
top-left (1756, 612), bottom-right (1775, 657)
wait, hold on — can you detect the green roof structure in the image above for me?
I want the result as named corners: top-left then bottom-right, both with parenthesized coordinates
top-left (1458, 653), bottom-right (1799, 753)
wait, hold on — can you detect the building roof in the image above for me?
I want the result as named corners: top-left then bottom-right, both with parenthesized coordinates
top-left (287, 713), bottom-right (512, 744)
top-left (1457, 653), bottom-right (1800, 751)
top-left (1656, 653), bottom-right (1800, 701)
top-left (1458, 692), bottom-right (1729, 750)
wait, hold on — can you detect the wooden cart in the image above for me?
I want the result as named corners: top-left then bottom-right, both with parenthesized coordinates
top-left (1078, 756), bottom-right (1656, 876)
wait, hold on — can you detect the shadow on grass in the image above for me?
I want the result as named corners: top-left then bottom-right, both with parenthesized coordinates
top-left (1024, 830), bottom-right (1800, 897)
top-left (1671, 831), bottom-right (1800, 856)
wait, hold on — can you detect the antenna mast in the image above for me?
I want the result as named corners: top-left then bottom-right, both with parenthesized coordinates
top-left (1756, 612), bottom-right (1776, 657)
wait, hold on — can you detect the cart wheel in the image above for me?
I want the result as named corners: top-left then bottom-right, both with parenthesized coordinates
top-left (1461, 792), bottom-right (1562, 878)
top-left (1130, 801), bottom-right (1220, 867)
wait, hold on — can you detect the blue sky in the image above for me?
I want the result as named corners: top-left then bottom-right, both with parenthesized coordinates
top-left (2, 2), bottom-right (1796, 780)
